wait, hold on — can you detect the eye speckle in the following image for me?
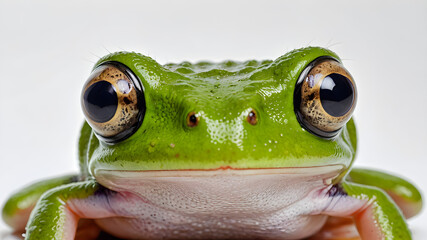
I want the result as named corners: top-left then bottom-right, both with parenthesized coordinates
top-left (123, 97), bottom-right (132, 105)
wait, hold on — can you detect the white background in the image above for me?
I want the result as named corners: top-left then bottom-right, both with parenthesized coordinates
top-left (0, 0), bottom-right (426, 238)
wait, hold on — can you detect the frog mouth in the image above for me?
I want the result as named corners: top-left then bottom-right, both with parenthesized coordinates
top-left (94, 164), bottom-right (345, 192)
top-left (95, 164), bottom-right (344, 177)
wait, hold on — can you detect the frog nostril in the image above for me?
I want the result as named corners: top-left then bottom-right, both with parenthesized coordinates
top-left (186, 112), bottom-right (199, 127)
top-left (247, 109), bottom-right (258, 125)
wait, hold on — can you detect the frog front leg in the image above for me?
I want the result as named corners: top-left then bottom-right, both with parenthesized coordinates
top-left (347, 168), bottom-right (422, 219)
top-left (2, 174), bottom-right (79, 231)
top-left (320, 181), bottom-right (411, 240)
top-left (24, 180), bottom-right (119, 240)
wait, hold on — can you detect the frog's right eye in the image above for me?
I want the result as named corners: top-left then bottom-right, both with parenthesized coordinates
top-left (81, 62), bottom-right (146, 143)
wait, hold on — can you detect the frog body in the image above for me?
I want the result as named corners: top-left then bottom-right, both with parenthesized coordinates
top-left (2, 47), bottom-right (423, 240)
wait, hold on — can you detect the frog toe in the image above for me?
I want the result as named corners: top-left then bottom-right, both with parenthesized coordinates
top-left (308, 217), bottom-right (360, 240)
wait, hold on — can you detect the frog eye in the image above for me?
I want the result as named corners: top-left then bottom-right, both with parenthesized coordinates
top-left (81, 62), bottom-right (146, 143)
top-left (294, 57), bottom-right (357, 138)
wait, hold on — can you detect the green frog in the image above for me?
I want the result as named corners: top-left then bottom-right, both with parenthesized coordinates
top-left (1, 47), bottom-right (423, 240)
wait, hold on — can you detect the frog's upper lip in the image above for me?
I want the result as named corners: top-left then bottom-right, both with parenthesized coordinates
top-left (94, 164), bottom-right (345, 179)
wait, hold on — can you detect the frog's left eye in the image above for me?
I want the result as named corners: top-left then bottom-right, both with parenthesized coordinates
top-left (294, 57), bottom-right (357, 138)
top-left (81, 62), bottom-right (145, 143)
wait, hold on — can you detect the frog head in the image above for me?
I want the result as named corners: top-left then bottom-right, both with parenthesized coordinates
top-left (79, 47), bottom-right (357, 183)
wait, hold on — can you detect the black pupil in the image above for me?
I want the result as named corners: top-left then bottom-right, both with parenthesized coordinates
top-left (83, 81), bottom-right (118, 123)
top-left (320, 73), bottom-right (354, 117)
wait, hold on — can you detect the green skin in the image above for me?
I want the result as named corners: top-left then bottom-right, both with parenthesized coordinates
top-left (1, 47), bottom-right (423, 239)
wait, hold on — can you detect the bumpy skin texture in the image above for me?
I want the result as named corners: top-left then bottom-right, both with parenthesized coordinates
top-left (1, 47), bottom-right (423, 240)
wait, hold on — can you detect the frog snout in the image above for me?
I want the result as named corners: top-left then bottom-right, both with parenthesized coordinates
top-left (185, 108), bottom-right (258, 128)
top-left (185, 108), bottom-right (258, 149)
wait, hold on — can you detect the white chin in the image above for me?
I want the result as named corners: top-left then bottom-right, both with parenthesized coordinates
top-left (93, 165), bottom-right (344, 239)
